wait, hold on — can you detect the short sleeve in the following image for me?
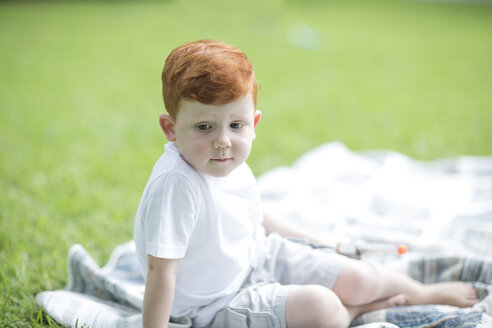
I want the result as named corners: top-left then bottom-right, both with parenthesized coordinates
top-left (140, 173), bottom-right (199, 259)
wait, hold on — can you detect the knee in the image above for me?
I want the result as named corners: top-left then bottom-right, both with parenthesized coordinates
top-left (286, 285), bottom-right (350, 328)
top-left (356, 263), bottom-right (381, 297)
top-left (334, 262), bottom-right (381, 305)
top-left (353, 262), bottom-right (380, 290)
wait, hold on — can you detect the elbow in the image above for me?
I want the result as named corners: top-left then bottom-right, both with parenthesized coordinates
top-left (147, 260), bottom-right (155, 272)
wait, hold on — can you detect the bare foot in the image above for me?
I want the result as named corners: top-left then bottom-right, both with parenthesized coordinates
top-left (348, 294), bottom-right (409, 319)
top-left (422, 282), bottom-right (478, 307)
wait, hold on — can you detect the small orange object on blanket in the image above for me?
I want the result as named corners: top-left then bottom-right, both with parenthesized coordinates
top-left (398, 244), bottom-right (408, 255)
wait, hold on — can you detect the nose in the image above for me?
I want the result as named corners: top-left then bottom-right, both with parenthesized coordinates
top-left (213, 129), bottom-right (231, 149)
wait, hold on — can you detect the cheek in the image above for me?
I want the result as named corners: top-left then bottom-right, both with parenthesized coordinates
top-left (234, 138), bottom-right (253, 156)
top-left (177, 133), bottom-right (206, 154)
top-left (188, 138), bottom-right (210, 156)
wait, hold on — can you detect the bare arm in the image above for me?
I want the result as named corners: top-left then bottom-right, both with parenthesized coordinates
top-left (262, 210), bottom-right (332, 247)
top-left (143, 255), bottom-right (180, 328)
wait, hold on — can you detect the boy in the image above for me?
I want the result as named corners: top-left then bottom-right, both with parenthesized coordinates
top-left (134, 39), bottom-right (478, 328)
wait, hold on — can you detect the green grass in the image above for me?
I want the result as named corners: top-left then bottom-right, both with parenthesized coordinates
top-left (1, 0), bottom-right (491, 326)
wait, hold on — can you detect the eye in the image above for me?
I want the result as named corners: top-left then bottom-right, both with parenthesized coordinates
top-left (195, 124), bottom-right (213, 131)
top-left (230, 122), bottom-right (242, 129)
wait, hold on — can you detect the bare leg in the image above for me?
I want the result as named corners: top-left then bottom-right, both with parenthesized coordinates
top-left (346, 294), bottom-right (409, 320)
top-left (332, 258), bottom-right (478, 308)
top-left (285, 285), bottom-right (408, 328)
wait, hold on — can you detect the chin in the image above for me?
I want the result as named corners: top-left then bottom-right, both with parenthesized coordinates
top-left (205, 165), bottom-right (238, 177)
top-left (207, 170), bottom-right (233, 178)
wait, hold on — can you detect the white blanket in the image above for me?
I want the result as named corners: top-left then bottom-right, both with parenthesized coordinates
top-left (258, 142), bottom-right (492, 261)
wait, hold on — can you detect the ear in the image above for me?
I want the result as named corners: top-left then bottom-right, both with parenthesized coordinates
top-left (159, 114), bottom-right (176, 141)
top-left (253, 110), bottom-right (262, 128)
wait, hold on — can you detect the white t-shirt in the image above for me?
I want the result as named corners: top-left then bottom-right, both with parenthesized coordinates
top-left (134, 142), bottom-right (265, 326)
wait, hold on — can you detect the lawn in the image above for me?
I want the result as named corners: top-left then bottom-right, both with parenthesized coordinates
top-left (1, 0), bottom-right (491, 326)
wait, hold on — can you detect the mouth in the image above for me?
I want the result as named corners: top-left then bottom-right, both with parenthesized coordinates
top-left (211, 158), bottom-right (232, 163)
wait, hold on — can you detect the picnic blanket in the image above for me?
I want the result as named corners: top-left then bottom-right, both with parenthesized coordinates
top-left (37, 142), bottom-right (492, 327)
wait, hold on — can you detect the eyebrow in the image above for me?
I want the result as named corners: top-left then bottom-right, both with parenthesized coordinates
top-left (229, 115), bottom-right (250, 121)
top-left (190, 112), bottom-right (252, 122)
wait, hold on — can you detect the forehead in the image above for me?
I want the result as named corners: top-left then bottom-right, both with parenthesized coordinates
top-left (177, 94), bottom-right (255, 121)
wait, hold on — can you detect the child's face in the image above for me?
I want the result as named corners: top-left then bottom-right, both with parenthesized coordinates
top-left (161, 94), bottom-right (261, 177)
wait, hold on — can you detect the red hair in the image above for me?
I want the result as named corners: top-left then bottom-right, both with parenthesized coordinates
top-left (162, 39), bottom-right (257, 119)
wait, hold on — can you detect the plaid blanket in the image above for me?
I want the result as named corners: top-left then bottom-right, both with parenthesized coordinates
top-left (354, 256), bottom-right (492, 327)
top-left (37, 142), bottom-right (492, 327)
top-left (36, 242), bottom-right (191, 328)
top-left (36, 243), bottom-right (492, 328)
